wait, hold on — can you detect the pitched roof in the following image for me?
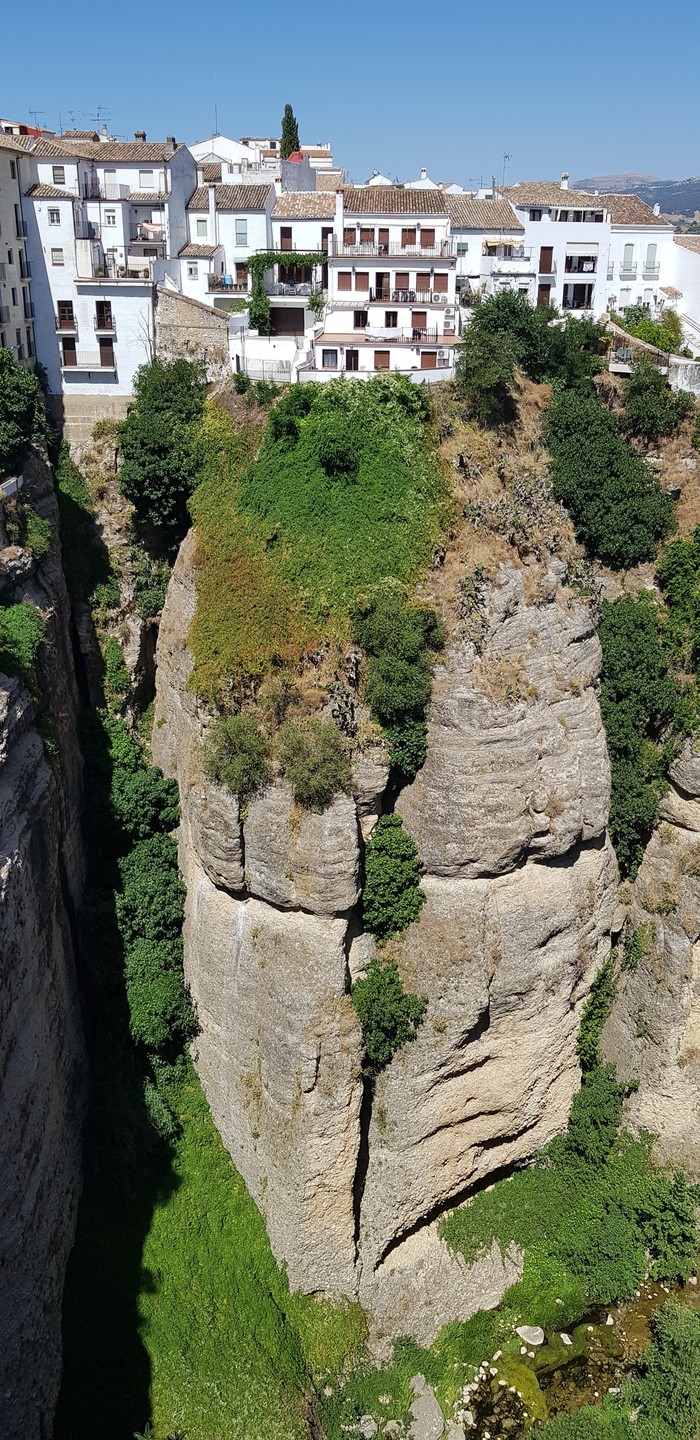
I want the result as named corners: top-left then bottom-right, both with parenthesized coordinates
top-left (0, 132), bottom-right (31, 153)
top-left (603, 194), bottom-right (668, 226)
top-left (445, 195), bottom-right (523, 231)
top-left (343, 186), bottom-right (448, 215)
top-left (129, 191), bottom-right (169, 203)
top-left (504, 182), bottom-right (606, 209)
top-left (316, 168), bottom-right (345, 190)
top-left (60, 129), bottom-right (101, 140)
top-left (660, 285), bottom-right (683, 298)
top-left (201, 162), bottom-right (222, 182)
top-left (25, 183), bottom-right (76, 200)
top-left (30, 136), bottom-right (181, 161)
top-left (186, 183), bottom-right (273, 212)
top-left (178, 242), bottom-right (222, 257)
top-left (674, 234), bottom-right (700, 255)
top-left (300, 147), bottom-right (333, 158)
top-left (273, 192), bottom-right (337, 219)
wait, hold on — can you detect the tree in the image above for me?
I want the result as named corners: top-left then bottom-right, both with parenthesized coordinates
top-left (351, 957), bottom-right (427, 1072)
top-left (623, 358), bottom-right (695, 444)
top-left (280, 104), bottom-right (300, 159)
top-left (277, 717), bottom-right (350, 809)
top-left (0, 348), bottom-right (42, 478)
top-left (204, 713), bottom-right (271, 801)
top-left (118, 359), bottom-right (207, 548)
top-left (362, 814), bottom-right (425, 939)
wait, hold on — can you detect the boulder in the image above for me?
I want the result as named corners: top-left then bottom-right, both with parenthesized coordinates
top-left (244, 784), bottom-right (360, 913)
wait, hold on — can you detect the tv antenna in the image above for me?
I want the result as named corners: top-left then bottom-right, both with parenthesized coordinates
top-left (89, 104), bottom-right (112, 131)
top-left (29, 109), bottom-right (45, 130)
top-left (502, 151), bottom-right (512, 189)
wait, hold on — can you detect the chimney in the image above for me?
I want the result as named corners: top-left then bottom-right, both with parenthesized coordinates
top-left (560, 172), bottom-right (569, 190)
top-left (165, 135), bottom-right (176, 157)
top-left (134, 129), bottom-right (146, 142)
top-left (197, 165), bottom-right (204, 186)
top-left (208, 183), bottom-right (217, 243)
top-left (653, 202), bottom-right (661, 216)
top-left (420, 166), bottom-right (427, 180)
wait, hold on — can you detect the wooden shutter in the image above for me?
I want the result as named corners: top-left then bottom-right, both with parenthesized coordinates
top-left (360, 227), bottom-right (374, 243)
top-left (433, 272), bottom-right (448, 293)
top-left (421, 228), bottom-right (435, 247)
top-left (395, 271), bottom-right (409, 290)
top-left (344, 227), bottom-right (356, 245)
top-left (57, 300), bottom-right (74, 329)
top-left (374, 350), bottom-right (390, 370)
top-left (346, 350), bottom-right (359, 371)
top-left (416, 272), bottom-right (431, 292)
top-left (61, 335), bottom-right (76, 365)
top-left (338, 271), bottom-right (352, 291)
top-left (355, 271), bottom-right (369, 291)
top-left (401, 228), bottom-right (417, 247)
top-left (411, 310), bottom-right (428, 332)
top-left (280, 226), bottom-right (293, 252)
top-left (378, 228), bottom-right (389, 249)
top-left (539, 246), bottom-right (553, 275)
top-left (421, 350), bottom-right (437, 369)
top-left (99, 338), bottom-right (114, 367)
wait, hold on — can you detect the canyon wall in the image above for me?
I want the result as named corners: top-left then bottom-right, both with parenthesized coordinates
top-left (154, 539), bottom-right (618, 1339)
top-left (0, 455), bottom-right (86, 1440)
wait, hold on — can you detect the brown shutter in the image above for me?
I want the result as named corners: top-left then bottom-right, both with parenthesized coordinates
top-left (421, 228), bottom-right (435, 247)
top-left (395, 271), bottom-right (409, 290)
top-left (280, 226), bottom-right (293, 252)
top-left (378, 228), bottom-right (389, 249)
top-left (338, 271), bottom-right (352, 291)
top-left (344, 227), bottom-right (356, 245)
top-left (401, 228), bottom-right (417, 247)
top-left (433, 272), bottom-right (448, 293)
top-left (360, 227), bottom-right (374, 243)
top-left (57, 300), bottom-right (74, 329)
top-left (421, 350), bottom-right (437, 369)
top-left (374, 350), bottom-right (390, 370)
top-left (416, 272), bottom-right (431, 292)
top-left (61, 336), bottom-right (76, 365)
top-left (411, 310), bottom-right (428, 332)
top-left (236, 262), bottom-right (248, 284)
top-left (355, 271), bottom-right (369, 291)
top-left (539, 246), bottom-right (553, 275)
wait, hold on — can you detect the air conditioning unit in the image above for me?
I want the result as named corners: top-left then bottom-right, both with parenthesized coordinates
top-left (437, 348), bottom-right (447, 358)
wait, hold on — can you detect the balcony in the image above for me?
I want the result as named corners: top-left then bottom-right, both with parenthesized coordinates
top-left (328, 237), bottom-right (455, 259)
top-left (266, 282), bottom-right (320, 297)
top-left (207, 275), bottom-right (249, 292)
top-left (130, 223), bottom-right (164, 242)
top-left (364, 327), bottom-right (440, 344)
top-left (94, 314), bottom-right (116, 336)
top-left (564, 257), bottom-right (597, 274)
top-left (0, 305), bottom-right (9, 324)
top-left (56, 312), bottom-right (78, 334)
top-left (15, 219), bottom-right (28, 238)
top-left (23, 301), bottom-right (35, 320)
top-left (619, 262), bottom-right (638, 278)
top-left (643, 264), bottom-right (660, 279)
top-left (81, 183), bottom-right (130, 201)
top-left (61, 351), bottom-right (116, 372)
top-left (482, 247), bottom-right (534, 274)
top-left (75, 221), bottom-right (100, 241)
top-left (368, 288), bottom-right (450, 304)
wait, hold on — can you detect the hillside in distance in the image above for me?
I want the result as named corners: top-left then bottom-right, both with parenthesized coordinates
top-left (576, 171), bottom-right (700, 219)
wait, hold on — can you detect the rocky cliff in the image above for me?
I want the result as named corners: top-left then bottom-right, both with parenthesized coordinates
top-left (0, 455), bottom-right (85, 1440)
top-left (153, 541), bottom-right (618, 1342)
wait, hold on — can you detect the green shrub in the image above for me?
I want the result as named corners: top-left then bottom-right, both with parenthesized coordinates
top-left (576, 957), bottom-right (616, 1071)
top-left (545, 389), bottom-right (674, 568)
top-left (634, 1297), bottom-right (700, 1438)
top-left (204, 712), bottom-right (271, 801)
top-left (0, 347), bottom-right (43, 478)
top-left (362, 814), bottom-right (425, 939)
top-left (354, 591), bottom-right (444, 779)
top-left (599, 594), bottom-right (686, 875)
top-left (351, 956), bottom-right (427, 1072)
top-left (0, 601), bottom-right (43, 679)
top-left (619, 303), bottom-right (685, 355)
top-left (116, 833), bottom-right (186, 946)
top-left (623, 358), bottom-right (695, 443)
top-left (456, 325), bottom-right (518, 426)
top-left (119, 359), bottom-right (207, 547)
top-left (278, 717), bottom-right (350, 810)
top-left (124, 938), bottom-right (195, 1054)
top-left (100, 635), bottom-right (130, 711)
top-left (130, 544), bottom-right (170, 618)
top-left (21, 507), bottom-right (52, 558)
top-left (109, 755), bottom-right (179, 843)
top-left (564, 1063), bottom-right (625, 1168)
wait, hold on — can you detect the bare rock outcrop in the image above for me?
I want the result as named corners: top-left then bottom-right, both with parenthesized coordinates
top-left (154, 545), bottom-right (618, 1321)
top-left (603, 746), bottom-right (700, 1178)
top-left (0, 454), bottom-right (85, 1440)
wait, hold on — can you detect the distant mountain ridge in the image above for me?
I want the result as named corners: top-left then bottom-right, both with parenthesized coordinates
top-left (575, 172), bottom-right (700, 219)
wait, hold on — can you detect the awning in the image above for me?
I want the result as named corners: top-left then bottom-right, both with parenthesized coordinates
top-left (565, 241), bottom-right (599, 255)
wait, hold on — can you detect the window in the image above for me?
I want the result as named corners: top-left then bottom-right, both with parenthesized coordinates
top-left (354, 309), bottom-right (368, 328)
top-left (360, 227), bottom-right (374, 244)
top-left (374, 350), bottom-right (390, 370)
top-left (61, 336), bottom-right (76, 366)
top-left (355, 271), bottom-right (369, 291)
top-left (456, 241), bottom-right (469, 255)
top-left (557, 210), bottom-right (569, 222)
top-left (529, 209), bottom-right (542, 222)
top-left (10, 160), bottom-right (16, 179)
top-left (51, 247), bottom-right (64, 266)
top-left (280, 226), bottom-right (293, 252)
top-left (622, 243), bottom-right (635, 271)
top-left (338, 271), bottom-right (352, 291)
top-left (196, 218), bottom-right (207, 237)
top-left (11, 288), bottom-right (18, 307)
top-left (343, 227), bottom-right (356, 246)
top-left (235, 219), bottom-right (247, 245)
top-left (412, 310), bottom-right (428, 335)
top-left (346, 349), bottom-right (359, 371)
top-left (384, 311), bottom-right (398, 328)
top-left (395, 271), bottom-right (409, 291)
top-left (96, 301), bottom-right (113, 330)
top-left (104, 210), bottom-right (116, 227)
top-left (52, 165), bottom-right (65, 186)
top-left (421, 351), bottom-right (437, 370)
top-left (645, 243), bottom-right (658, 270)
top-left (378, 227), bottom-right (389, 251)
top-left (7, 249), bottom-right (13, 266)
top-left (187, 262), bottom-right (198, 279)
top-left (235, 262), bottom-right (248, 284)
top-left (26, 327), bottom-right (34, 357)
top-left (322, 348), bottom-right (338, 368)
top-left (48, 208), bottom-right (60, 225)
top-left (421, 228), bottom-right (435, 247)
top-left (57, 301), bottom-right (74, 329)
top-left (401, 227), bottom-right (417, 247)
top-left (416, 273), bottom-right (431, 293)
top-left (139, 170), bottom-right (154, 189)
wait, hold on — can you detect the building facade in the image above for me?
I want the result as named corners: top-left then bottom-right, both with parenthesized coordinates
top-left (0, 134), bottom-right (36, 368)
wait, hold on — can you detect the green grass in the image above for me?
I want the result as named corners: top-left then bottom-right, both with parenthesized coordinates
top-left (59, 1069), bottom-right (366, 1440)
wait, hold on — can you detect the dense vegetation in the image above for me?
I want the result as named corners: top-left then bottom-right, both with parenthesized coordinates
top-left (204, 712), bottom-right (271, 801)
top-left (623, 357), bottom-right (694, 443)
top-left (615, 302), bottom-right (685, 357)
top-left (353, 590), bottom-right (445, 779)
top-left (119, 359), bottom-right (207, 549)
top-left (544, 389), bottom-right (673, 568)
top-left (278, 716), bottom-right (350, 808)
top-left (352, 956), bottom-right (426, 1073)
top-left (0, 346), bottom-right (43, 478)
top-left (0, 600), bottom-right (44, 679)
top-left (361, 813), bottom-right (425, 939)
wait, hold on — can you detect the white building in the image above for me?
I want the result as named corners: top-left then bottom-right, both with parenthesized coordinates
top-left (0, 134), bottom-right (36, 367)
top-left (308, 187), bottom-right (457, 380)
top-left (174, 183), bottom-right (275, 308)
top-left (445, 195), bottom-right (528, 304)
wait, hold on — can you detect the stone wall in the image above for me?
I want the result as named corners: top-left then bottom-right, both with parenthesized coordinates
top-left (154, 285), bottom-right (230, 382)
top-left (0, 453), bottom-right (86, 1440)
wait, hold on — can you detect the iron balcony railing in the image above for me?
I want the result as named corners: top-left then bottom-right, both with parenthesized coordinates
top-left (207, 275), bottom-right (249, 292)
top-left (619, 262), bottom-right (638, 278)
top-left (15, 219), bottom-right (28, 237)
top-left (23, 300), bottom-right (35, 320)
top-left (643, 264), bottom-right (660, 279)
top-left (364, 327), bottom-right (440, 344)
top-left (329, 237), bottom-right (455, 259)
top-left (62, 350), bottom-right (116, 371)
top-left (367, 288), bottom-right (450, 304)
top-left (81, 182), bottom-right (130, 201)
top-left (564, 257), bottom-right (597, 273)
top-left (94, 314), bottom-right (116, 335)
top-left (56, 311), bottom-right (78, 332)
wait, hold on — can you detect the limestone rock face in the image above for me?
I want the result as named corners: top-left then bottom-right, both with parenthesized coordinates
top-left (603, 751), bottom-right (700, 1178)
top-left (0, 454), bottom-right (85, 1440)
top-left (244, 784), bottom-right (360, 913)
top-left (396, 566), bottom-right (609, 877)
top-left (189, 781), bottom-right (245, 892)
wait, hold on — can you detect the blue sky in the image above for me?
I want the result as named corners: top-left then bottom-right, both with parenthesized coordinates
top-left (5, 0), bottom-right (700, 186)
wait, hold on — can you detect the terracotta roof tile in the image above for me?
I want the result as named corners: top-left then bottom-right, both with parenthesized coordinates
top-left (445, 196), bottom-right (523, 231)
top-left (201, 162), bottom-right (222, 182)
top-left (343, 186), bottom-right (448, 216)
top-left (178, 242), bottom-right (222, 257)
top-left (674, 234), bottom-right (700, 255)
top-left (30, 137), bottom-right (182, 161)
top-left (603, 194), bottom-right (669, 226)
top-left (186, 183), bottom-right (273, 212)
top-left (129, 191), bottom-right (169, 203)
top-left (504, 182), bottom-right (607, 208)
top-left (25, 183), bottom-right (76, 200)
top-left (316, 169), bottom-right (345, 190)
top-left (273, 192), bottom-right (337, 218)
